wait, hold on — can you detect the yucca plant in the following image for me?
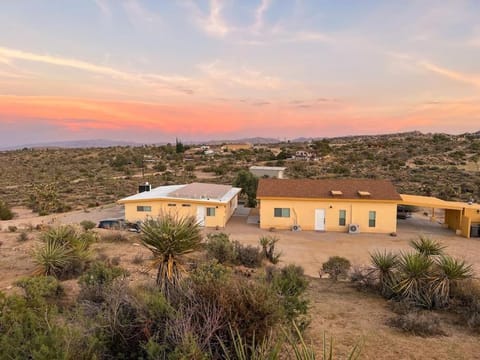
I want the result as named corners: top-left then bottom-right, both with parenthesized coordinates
top-left (33, 225), bottom-right (91, 278)
top-left (33, 238), bottom-right (76, 277)
top-left (431, 255), bottom-right (473, 308)
top-left (410, 236), bottom-right (445, 257)
top-left (140, 214), bottom-right (202, 297)
top-left (219, 326), bottom-right (281, 360)
top-left (370, 250), bottom-right (399, 297)
top-left (395, 252), bottom-right (434, 308)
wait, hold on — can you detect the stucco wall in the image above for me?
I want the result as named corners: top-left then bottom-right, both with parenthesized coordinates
top-left (258, 198), bottom-right (397, 233)
top-left (123, 198), bottom-right (233, 228)
top-left (445, 209), bottom-right (462, 231)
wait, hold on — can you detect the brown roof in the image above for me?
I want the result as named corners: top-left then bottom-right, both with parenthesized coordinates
top-left (257, 178), bottom-right (402, 201)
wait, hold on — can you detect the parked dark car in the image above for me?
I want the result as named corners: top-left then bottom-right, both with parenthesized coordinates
top-left (98, 218), bottom-right (140, 232)
top-left (397, 206), bottom-right (412, 220)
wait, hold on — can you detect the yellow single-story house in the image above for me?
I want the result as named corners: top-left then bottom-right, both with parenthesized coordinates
top-left (118, 182), bottom-right (242, 228)
top-left (257, 178), bottom-right (402, 234)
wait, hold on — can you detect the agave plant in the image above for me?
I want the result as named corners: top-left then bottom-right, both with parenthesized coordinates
top-left (370, 250), bottom-right (399, 297)
top-left (430, 255), bottom-right (473, 308)
top-left (410, 236), bottom-right (445, 257)
top-left (395, 252), bottom-right (434, 308)
top-left (140, 214), bottom-right (202, 297)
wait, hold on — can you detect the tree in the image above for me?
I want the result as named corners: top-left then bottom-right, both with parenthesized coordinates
top-left (140, 214), bottom-right (202, 297)
top-left (175, 138), bottom-right (185, 153)
top-left (233, 170), bottom-right (258, 207)
top-left (0, 199), bottom-right (14, 220)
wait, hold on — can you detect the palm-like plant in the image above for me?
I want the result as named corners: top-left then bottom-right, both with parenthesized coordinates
top-left (33, 237), bottom-right (76, 276)
top-left (410, 236), bottom-right (445, 257)
top-left (140, 214), bottom-right (202, 296)
top-left (431, 255), bottom-right (473, 307)
top-left (370, 250), bottom-right (399, 297)
top-left (395, 252), bottom-right (433, 308)
top-left (33, 225), bottom-right (90, 277)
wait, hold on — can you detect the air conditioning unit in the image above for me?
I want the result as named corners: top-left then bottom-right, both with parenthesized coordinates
top-left (291, 224), bottom-right (302, 232)
top-left (348, 224), bottom-right (360, 234)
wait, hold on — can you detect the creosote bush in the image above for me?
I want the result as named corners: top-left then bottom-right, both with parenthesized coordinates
top-left (0, 199), bottom-right (14, 220)
top-left (80, 220), bottom-right (96, 231)
top-left (322, 256), bottom-right (351, 281)
top-left (206, 232), bottom-right (235, 264)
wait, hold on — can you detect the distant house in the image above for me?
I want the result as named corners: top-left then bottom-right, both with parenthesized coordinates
top-left (222, 143), bottom-right (253, 152)
top-left (249, 166), bottom-right (286, 179)
top-left (294, 150), bottom-right (314, 160)
top-left (118, 182), bottom-right (241, 228)
top-left (257, 178), bottom-right (401, 233)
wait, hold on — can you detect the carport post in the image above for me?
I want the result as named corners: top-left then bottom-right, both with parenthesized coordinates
top-left (430, 207), bottom-right (436, 223)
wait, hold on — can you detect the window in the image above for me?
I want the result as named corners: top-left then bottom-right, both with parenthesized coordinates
top-left (274, 208), bottom-right (290, 217)
top-left (182, 204), bottom-right (191, 207)
top-left (137, 205), bottom-right (151, 212)
top-left (167, 203), bottom-right (176, 207)
top-left (369, 211), bottom-right (376, 227)
top-left (339, 210), bottom-right (346, 226)
top-left (206, 207), bottom-right (216, 217)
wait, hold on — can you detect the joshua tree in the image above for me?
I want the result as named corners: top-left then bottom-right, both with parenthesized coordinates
top-left (140, 214), bottom-right (202, 297)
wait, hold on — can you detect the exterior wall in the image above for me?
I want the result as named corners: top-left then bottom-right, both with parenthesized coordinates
top-left (250, 169), bottom-right (284, 179)
top-left (445, 209), bottom-right (462, 231)
top-left (460, 215), bottom-right (471, 238)
top-left (258, 198), bottom-right (397, 233)
top-left (464, 208), bottom-right (480, 223)
top-left (123, 198), bottom-right (235, 228)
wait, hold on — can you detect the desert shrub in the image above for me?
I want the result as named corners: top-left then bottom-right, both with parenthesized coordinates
top-left (85, 280), bottom-right (147, 358)
top-left (233, 241), bottom-right (263, 268)
top-left (8, 225), bottom-right (17, 232)
top-left (101, 231), bottom-right (128, 242)
top-left (350, 266), bottom-right (377, 292)
top-left (111, 256), bottom-right (121, 265)
top-left (322, 256), bottom-right (351, 281)
top-left (79, 261), bottom-right (128, 303)
top-left (0, 199), bottom-right (14, 220)
top-left (271, 265), bottom-right (309, 327)
top-left (450, 279), bottom-right (480, 332)
top-left (132, 254), bottom-right (144, 264)
top-left (16, 276), bottom-right (63, 305)
top-left (17, 231), bottom-right (29, 242)
top-left (388, 312), bottom-right (446, 337)
top-left (206, 232), bottom-right (235, 264)
top-left (80, 220), bottom-right (96, 231)
top-left (259, 235), bottom-right (282, 264)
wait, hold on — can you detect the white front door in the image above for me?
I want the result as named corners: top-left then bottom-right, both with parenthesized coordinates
top-left (196, 206), bottom-right (206, 226)
top-left (315, 209), bottom-right (326, 231)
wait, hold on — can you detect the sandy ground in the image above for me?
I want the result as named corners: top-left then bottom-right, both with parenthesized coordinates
top-left (216, 213), bottom-right (480, 278)
top-left (1, 205), bottom-right (480, 358)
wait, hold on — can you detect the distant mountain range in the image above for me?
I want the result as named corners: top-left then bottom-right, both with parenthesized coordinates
top-left (1, 131), bottom-right (479, 150)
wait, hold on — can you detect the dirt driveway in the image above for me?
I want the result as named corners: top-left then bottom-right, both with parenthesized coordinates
top-left (213, 213), bottom-right (480, 277)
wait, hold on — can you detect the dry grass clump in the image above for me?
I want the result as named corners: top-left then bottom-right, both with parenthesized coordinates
top-left (101, 231), bottom-right (129, 243)
top-left (388, 312), bottom-right (446, 337)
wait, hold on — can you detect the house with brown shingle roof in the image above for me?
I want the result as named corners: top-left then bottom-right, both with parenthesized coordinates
top-left (256, 178), bottom-right (402, 234)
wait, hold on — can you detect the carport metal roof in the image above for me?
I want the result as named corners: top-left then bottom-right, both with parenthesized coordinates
top-left (400, 194), bottom-right (478, 211)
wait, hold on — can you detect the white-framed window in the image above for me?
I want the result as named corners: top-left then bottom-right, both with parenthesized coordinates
top-left (274, 208), bottom-right (290, 217)
top-left (137, 205), bottom-right (152, 212)
top-left (369, 211), bottom-right (376, 227)
top-left (206, 207), bottom-right (216, 216)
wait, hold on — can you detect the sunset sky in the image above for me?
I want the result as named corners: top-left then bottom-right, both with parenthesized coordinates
top-left (1, 0), bottom-right (480, 146)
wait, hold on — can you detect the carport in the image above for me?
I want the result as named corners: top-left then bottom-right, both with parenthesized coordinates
top-left (399, 194), bottom-right (480, 238)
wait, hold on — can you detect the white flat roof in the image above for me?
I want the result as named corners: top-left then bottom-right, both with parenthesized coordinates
top-left (250, 166), bottom-right (286, 171)
top-left (118, 183), bottom-right (241, 204)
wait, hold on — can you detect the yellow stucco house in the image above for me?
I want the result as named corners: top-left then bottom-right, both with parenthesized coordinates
top-left (257, 178), bottom-right (402, 234)
top-left (118, 182), bottom-right (242, 228)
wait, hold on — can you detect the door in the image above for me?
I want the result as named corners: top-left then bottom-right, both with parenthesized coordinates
top-left (196, 206), bottom-right (206, 226)
top-left (315, 209), bottom-right (326, 231)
